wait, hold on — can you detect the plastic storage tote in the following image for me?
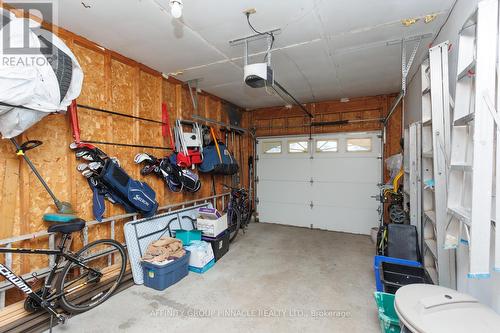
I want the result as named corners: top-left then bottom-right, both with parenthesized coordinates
top-left (202, 230), bottom-right (230, 262)
top-left (174, 230), bottom-right (202, 246)
top-left (189, 258), bottom-right (215, 274)
top-left (184, 241), bottom-right (214, 268)
top-left (381, 262), bottom-right (431, 294)
top-left (141, 251), bottom-right (190, 291)
top-left (374, 292), bottom-right (400, 333)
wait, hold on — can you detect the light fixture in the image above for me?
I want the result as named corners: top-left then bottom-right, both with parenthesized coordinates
top-left (424, 14), bottom-right (437, 24)
top-left (169, 0), bottom-right (183, 19)
top-left (401, 18), bottom-right (418, 27)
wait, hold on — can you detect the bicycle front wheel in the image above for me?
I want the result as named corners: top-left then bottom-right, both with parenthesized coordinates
top-left (56, 239), bottom-right (127, 314)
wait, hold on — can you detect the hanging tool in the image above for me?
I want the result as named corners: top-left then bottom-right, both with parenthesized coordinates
top-left (210, 127), bottom-right (223, 162)
top-left (11, 138), bottom-right (76, 216)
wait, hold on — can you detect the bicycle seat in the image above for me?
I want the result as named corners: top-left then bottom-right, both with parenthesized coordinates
top-left (47, 219), bottom-right (86, 234)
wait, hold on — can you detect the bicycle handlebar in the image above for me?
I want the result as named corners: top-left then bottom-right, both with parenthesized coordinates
top-left (222, 184), bottom-right (247, 192)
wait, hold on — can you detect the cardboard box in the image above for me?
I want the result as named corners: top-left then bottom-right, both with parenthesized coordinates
top-left (196, 214), bottom-right (228, 237)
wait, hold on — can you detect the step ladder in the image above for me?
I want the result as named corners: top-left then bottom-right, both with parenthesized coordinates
top-left (403, 123), bottom-right (422, 245)
top-left (446, 0), bottom-right (498, 278)
top-left (420, 41), bottom-right (455, 288)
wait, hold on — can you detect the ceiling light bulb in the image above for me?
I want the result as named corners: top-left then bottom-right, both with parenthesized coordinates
top-left (170, 0), bottom-right (183, 19)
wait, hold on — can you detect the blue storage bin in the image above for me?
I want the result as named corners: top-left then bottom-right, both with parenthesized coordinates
top-left (141, 251), bottom-right (190, 291)
top-left (189, 259), bottom-right (215, 274)
top-left (174, 230), bottom-right (202, 246)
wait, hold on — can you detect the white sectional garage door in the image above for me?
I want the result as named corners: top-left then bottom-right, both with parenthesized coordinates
top-left (256, 132), bottom-right (381, 235)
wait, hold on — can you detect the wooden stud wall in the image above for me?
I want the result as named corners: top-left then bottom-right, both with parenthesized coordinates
top-left (0, 11), bottom-right (251, 305)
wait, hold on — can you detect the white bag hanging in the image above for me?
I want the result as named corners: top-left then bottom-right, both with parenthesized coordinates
top-left (0, 9), bottom-right (83, 138)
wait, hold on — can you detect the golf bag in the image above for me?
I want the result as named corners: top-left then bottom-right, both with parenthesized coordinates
top-left (135, 153), bottom-right (201, 193)
top-left (199, 141), bottom-right (239, 175)
top-left (72, 143), bottom-right (158, 221)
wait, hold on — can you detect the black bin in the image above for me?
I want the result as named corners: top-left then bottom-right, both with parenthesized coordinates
top-left (202, 230), bottom-right (230, 262)
top-left (381, 262), bottom-right (432, 294)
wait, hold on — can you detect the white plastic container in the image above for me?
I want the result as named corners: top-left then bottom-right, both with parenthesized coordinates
top-left (184, 241), bottom-right (214, 268)
top-left (395, 284), bottom-right (500, 333)
top-left (196, 214), bottom-right (228, 237)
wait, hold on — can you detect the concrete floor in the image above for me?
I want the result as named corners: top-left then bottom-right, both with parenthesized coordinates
top-left (51, 223), bottom-right (379, 333)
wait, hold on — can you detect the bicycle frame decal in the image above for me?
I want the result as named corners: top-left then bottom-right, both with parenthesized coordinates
top-left (0, 263), bottom-right (33, 294)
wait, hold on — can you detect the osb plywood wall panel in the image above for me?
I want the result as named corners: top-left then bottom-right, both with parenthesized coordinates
top-left (251, 95), bottom-right (389, 137)
top-left (72, 44), bottom-right (109, 246)
top-left (0, 15), bottom-right (252, 305)
top-left (137, 70), bottom-right (164, 219)
top-left (384, 96), bottom-right (403, 182)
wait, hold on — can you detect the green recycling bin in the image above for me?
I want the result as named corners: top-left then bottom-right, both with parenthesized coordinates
top-left (374, 292), bottom-right (401, 333)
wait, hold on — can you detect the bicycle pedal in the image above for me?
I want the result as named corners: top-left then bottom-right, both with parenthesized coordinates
top-left (56, 313), bottom-right (67, 325)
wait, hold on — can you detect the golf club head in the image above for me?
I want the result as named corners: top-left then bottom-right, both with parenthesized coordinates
top-left (82, 154), bottom-right (96, 162)
top-left (134, 153), bottom-right (153, 164)
top-left (75, 149), bottom-right (96, 161)
top-left (88, 162), bottom-right (103, 171)
top-left (81, 169), bottom-right (94, 178)
top-left (110, 157), bottom-right (120, 167)
top-left (77, 163), bottom-right (89, 172)
top-left (104, 193), bottom-right (117, 204)
top-left (140, 164), bottom-right (157, 176)
top-left (75, 150), bottom-right (88, 158)
top-left (89, 177), bottom-right (99, 187)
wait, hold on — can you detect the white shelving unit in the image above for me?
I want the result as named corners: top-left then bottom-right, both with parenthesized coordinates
top-left (403, 127), bottom-right (410, 210)
top-left (420, 59), bottom-right (439, 285)
top-left (420, 41), bottom-right (455, 287)
top-left (446, 0), bottom-right (498, 278)
top-left (407, 123), bottom-right (422, 238)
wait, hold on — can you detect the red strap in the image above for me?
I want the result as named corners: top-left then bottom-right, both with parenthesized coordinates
top-left (68, 100), bottom-right (81, 144)
top-left (162, 103), bottom-right (174, 148)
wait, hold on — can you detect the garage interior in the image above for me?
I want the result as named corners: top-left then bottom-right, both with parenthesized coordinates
top-left (0, 0), bottom-right (500, 332)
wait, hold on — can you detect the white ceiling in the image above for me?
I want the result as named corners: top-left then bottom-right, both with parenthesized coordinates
top-left (57, 0), bottom-right (455, 109)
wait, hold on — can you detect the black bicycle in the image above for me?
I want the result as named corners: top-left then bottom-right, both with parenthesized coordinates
top-left (223, 185), bottom-right (252, 242)
top-left (0, 219), bottom-right (127, 324)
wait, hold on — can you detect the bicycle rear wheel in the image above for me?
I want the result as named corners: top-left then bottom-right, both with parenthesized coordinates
top-left (239, 197), bottom-right (252, 228)
top-left (56, 239), bottom-right (126, 314)
top-left (227, 208), bottom-right (241, 243)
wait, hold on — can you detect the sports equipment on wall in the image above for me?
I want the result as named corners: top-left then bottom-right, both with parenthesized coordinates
top-left (134, 153), bottom-right (201, 193)
top-left (72, 143), bottom-right (158, 221)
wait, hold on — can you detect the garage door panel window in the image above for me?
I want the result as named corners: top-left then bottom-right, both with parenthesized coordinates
top-left (288, 140), bottom-right (309, 153)
top-left (316, 139), bottom-right (338, 152)
top-left (346, 138), bottom-right (372, 152)
top-left (262, 141), bottom-right (282, 154)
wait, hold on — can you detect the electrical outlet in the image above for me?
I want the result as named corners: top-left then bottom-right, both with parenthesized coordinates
top-left (243, 8), bottom-right (256, 15)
